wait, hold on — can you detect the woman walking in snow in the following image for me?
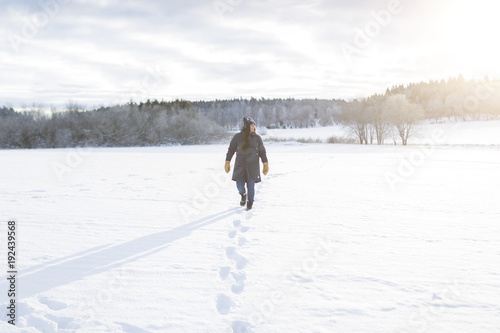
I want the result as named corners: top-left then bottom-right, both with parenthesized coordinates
top-left (225, 117), bottom-right (269, 210)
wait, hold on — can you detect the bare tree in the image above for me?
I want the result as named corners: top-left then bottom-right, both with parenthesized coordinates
top-left (383, 94), bottom-right (424, 145)
top-left (366, 95), bottom-right (391, 144)
top-left (340, 99), bottom-right (370, 144)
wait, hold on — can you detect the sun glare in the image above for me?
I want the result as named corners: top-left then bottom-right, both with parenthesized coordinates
top-left (440, 1), bottom-right (500, 73)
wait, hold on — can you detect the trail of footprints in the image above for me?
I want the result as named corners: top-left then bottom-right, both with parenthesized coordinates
top-left (216, 211), bottom-right (253, 333)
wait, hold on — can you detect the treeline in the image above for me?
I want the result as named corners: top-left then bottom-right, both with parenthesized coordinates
top-left (0, 76), bottom-right (499, 149)
top-left (339, 76), bottom-right (500, 144)
top-left (189, 75), bottom-right (499, 132)
top-left (0, 102), bottom-right (227, 149)
top-left (190, 97), bottom-right (344, 129)
top-left (388, 75), bottom-right (499, 121)
top-left (0, 98), bottom-right (345, 149)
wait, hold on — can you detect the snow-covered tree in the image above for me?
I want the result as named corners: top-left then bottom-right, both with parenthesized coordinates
top-left (383, 94), bottom-right (424, 145)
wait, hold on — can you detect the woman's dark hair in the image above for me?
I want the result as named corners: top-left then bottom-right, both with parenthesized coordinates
top-left (241, 117), bottom-right (255, 151)
top-left (241, 125), bottom-right (251, 151)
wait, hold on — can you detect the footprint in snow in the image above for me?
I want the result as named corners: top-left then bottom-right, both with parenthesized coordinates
top-left (235, 256), bottom-right (248, 270)
top-left (238, 237), bottom-right (247, 246)
top-left (46, 314), bottom-right (80, 331)
top-left (231, 271), bottom-right (246, 284)
top-left (225, 246), bottom-right (237, 259)
top-left (225, 247), bottom-right (248, 270)
top-left (231, 282), bottom-right (245, 294)
top-left (232, 219), bottom-right (249, 235)
top-left (219, 266), bottom-right (231, 280)
top-left (23, 315), bottom-right (59, 333)
top-left (230, 271), bottom-right (246, 294)
top-left (39, 297), bottom-right (68, 311)
top-left (216, 293), bottom-right (233, 315)
top-left (232, 320), bottom-right (253, 333)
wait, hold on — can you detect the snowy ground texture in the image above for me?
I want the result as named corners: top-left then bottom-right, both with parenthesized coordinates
top-left (1, 121), bottom-right (500, 332)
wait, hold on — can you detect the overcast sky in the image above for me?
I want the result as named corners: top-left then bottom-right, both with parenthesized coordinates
top-left (1, 0), bottom-right (499, 108)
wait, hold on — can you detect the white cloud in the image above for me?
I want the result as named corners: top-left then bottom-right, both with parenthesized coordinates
top-left (0, 0), bottom-right (498, 108)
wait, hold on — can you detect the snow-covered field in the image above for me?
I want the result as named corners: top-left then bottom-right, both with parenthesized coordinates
top-left (1, 123), bottom-right (500, 332)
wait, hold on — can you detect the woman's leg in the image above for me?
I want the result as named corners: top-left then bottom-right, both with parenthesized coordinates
top-left (236, 179), bottom-right (246, 195)
top-left (246, 180), bottom-right (256, 202)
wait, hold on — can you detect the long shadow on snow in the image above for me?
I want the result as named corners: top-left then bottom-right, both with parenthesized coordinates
top-left (8, 208), bottom-right (240, 300)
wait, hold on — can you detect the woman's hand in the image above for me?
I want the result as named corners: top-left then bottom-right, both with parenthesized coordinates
top-left (225, 161), bottom-right (231, 173)
top-left (263, 162), bottom-right (269, 175)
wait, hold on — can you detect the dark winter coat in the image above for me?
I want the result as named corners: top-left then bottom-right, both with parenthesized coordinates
top-left (226, 132), bottom-right (268, 183)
